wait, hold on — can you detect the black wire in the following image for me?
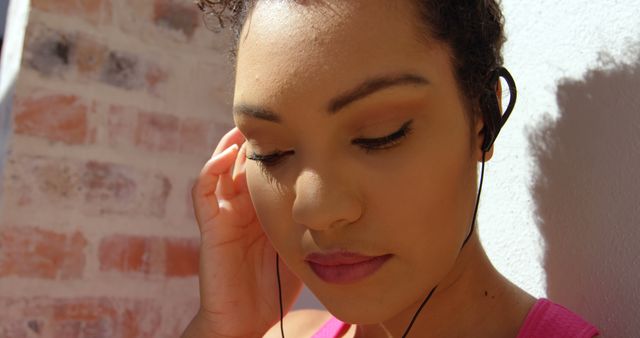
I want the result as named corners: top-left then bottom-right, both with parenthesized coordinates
top-left (462, 150), bottom-right (487, 249)
top-left (276, 253), bottom-right (285, 338)
top-left (401, 284), bottom-right (438, 338)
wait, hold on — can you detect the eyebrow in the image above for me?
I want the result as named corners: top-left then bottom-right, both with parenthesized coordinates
top-left (233, 73), bottom-right (429, 123)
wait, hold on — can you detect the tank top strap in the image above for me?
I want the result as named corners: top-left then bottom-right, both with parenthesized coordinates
top-left (516, 298), bottom-right (599, 338)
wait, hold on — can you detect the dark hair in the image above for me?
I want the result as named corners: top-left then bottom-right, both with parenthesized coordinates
top-left (196, 0), bottom-right (506, 143)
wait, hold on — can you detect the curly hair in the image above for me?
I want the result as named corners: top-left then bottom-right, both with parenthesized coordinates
top-left (195, 0), bottom-right (506, 134)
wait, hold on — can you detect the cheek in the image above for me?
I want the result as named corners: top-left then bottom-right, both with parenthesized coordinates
top-left (246, 163), bottom-right (280, 231)
top-left (365, 146), bottom-right (474, 263)
top-left (245, 163), bottom-right (300, 251)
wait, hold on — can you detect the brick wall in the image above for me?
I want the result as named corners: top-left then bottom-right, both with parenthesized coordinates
top-left (0, 0), bottom-right (235, 337)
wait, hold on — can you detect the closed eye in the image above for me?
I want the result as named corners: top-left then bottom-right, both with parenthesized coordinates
top-left (246, 149), bottom-right (293, 168)
top-left (246, 119), bottom-right (414, 168)
top-left (352, 119), bottom-right (414, 153)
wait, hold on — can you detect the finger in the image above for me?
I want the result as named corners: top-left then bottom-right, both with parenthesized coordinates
top-left (212, 126), bottom-right (245, 157)
top-left (232, 141), bottom-right (249, 193)
top-left (216, 142), bottom-right (245, 199)
top-left (216, 169), bottom-right (236, 200)
top-left (192, 144), bottom-right (239, 227)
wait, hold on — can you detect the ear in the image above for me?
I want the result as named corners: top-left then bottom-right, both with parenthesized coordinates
top-left (474, 80), bottom-right (502, 162)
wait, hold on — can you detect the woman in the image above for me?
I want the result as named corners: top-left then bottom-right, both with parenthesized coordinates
top-left (182, 0), bottom-right (600, 337)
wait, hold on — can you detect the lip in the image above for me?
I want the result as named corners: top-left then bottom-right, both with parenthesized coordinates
top-left (305, 251), bottom-right (393, 284)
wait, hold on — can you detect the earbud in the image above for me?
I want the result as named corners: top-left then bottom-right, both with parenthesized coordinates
top-left (462, 66), bottom-right (517, 249)
top-left (481, 67), bottom-right (517, 153)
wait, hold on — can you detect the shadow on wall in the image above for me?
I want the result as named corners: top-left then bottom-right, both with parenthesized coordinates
top-left (528, 47), bottom-right (640, 337)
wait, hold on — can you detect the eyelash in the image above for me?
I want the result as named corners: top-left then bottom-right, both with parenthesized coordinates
top-left (246, 119), bottom-right (414, 169)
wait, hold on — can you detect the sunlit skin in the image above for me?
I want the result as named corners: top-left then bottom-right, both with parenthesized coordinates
top-left (232, 0), bottom-right (535, 337)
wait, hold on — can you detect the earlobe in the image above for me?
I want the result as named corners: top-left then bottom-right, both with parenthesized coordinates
top-left (475, 119), bottom-right (495, 162)
top-left (482, 143), bottom-right (495, 162)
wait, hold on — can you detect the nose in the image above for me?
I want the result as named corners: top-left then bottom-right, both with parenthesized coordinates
top-left (291, 167), bottom-right (363, 232)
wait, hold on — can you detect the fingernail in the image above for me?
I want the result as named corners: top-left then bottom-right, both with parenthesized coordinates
top-left (224, 145), bottom-right (238, 157)
top-left (212, 144), bottom-right (239, 160)
top-left (221, 144), bottom-right (238, 157)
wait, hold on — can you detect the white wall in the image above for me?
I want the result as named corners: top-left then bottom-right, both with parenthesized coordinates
top-left (485, 1), bottom-right (640, 336)
top-left (294, 1), bottom-right (640, 336)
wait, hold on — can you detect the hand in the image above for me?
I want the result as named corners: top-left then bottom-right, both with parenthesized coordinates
top-left (184, 127), bottom-right (303, 338)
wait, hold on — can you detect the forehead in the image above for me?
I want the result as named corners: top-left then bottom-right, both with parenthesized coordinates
top-left (233, 0), bottom-right (449, 114)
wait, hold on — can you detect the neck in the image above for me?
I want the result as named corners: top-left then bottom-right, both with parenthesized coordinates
top-left (353, 233), bottom-right (535, 338)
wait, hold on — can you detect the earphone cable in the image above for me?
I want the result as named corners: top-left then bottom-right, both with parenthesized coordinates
top-left (462, 150), bottom-right (487, 249)
top-left (400, 284), bottom-right (438, 338)
top-left (276, 253), bottom-right (285, 338)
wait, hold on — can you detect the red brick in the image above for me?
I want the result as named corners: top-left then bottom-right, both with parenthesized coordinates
top-left (0, 298), bottom-right (161, 338)
top-left (153, 0), bottom-right (199, 39)
top-left (81, 161), bottom-right (171, 217)
top-left (14, 94), bottom-right (89, 145)
top-left (53, 298), bottom-right (116, 322)
top-left (51, 299), bottom-right (119, 338)
top-left (74, 37), bottom-right (108, 75)
top-left (110, 108), bottom-right (209, 155)
top-left (5, 155), bottom-right (171, 218)
top-left (0, 227), bottom-right (87, 279)
top-left (165, 238), bottom-right (199, 277)
top-left (25, 27), bottom-right (72, 76)
top-left (135, 112), bottom-right (179, 152)
top-left (3, 155), bottom-right (80, 209)
top-left (98, 51), bottom-right (167, 92)
top-left (98, 235), bottom-right (163, 275)
top-left (34, 158), bottom-right (78, 201)
top-left (99, 235), bottom-right (199, 277)
top-left (31, 0), bottom-right (112, 25)
top-left (83, 161), bottom-right (137, 205)
top-left (101, 51), bottom-right (144, 90)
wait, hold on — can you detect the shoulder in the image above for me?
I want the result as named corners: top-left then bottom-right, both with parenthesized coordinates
top-left (263, 309), bottom-right (333, 337)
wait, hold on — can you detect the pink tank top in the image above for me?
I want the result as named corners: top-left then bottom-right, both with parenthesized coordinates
top-left (311, 298), bottom-right (599, 338)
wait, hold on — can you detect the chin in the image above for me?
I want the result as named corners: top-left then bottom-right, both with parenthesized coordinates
top-left (322, 297), bottom-right (396, 325)
top-left (305, 280), bottom-right (401, 325)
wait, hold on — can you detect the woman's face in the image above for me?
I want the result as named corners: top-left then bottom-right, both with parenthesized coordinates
top-left (233, 0), bottom-right (486, 324)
